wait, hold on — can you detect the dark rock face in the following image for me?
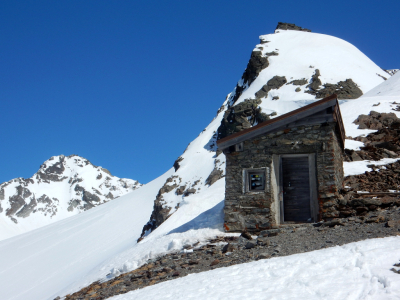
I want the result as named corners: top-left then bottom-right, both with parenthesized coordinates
top-left (173, 157), bottom-right (184, 172)
top-left (5, 186), bottom-right (32, 218)
top-left (217, 99), bottom-right (270, 140)
top-left (344, 111), bottom-right (400, 166)
top-left (276, 22), bottom-right (311, 32)
top-left (315, 79), bottom-right (363, 99)
top-left (37, 156), bottom-right (68, 182)
top-left (354, 111), bottom-right (400, 130)
top-left (306, 69), bottom-right (322, 91)
top-left (287, 78), bottom-right (308, 86)
top-left (16, 197), bottom-right (37, 218)
top-left (305, 69), bottom-right (363, 99)
top-left (229, 51), bottom-right (276, 105)
top-left (255, 75), bottom-right (287, 98)
top-left (138, 176), bottom-right (181, 241)
top-left (205, 160), bottom-right (224, 186)
top-left (242, 51), bottom-right (270, 88)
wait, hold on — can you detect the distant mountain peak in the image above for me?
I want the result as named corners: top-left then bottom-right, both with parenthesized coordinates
top-left (0, 154), bottom-right (142, 240)
top-left (275, 22), bottom-right (311, 32)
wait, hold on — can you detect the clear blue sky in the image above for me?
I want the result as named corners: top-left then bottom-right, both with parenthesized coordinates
top-left (1, 0), bottom-right (399, 184)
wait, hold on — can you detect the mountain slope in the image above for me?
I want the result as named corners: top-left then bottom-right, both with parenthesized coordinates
top-left (0, 154), bottom-right (142, 241)
top-left (0, 24), bottom-right (398, 300)
top-left (139, 25), bottom-right (392, 239)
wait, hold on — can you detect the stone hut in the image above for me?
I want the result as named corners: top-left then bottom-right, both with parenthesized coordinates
top-left (217, 94), bottom-right (345, 232)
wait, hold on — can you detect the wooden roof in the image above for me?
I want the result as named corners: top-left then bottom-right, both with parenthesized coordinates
top-left (217, 94), bottom-right (346, 150)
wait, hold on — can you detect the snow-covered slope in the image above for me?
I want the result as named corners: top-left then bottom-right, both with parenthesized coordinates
top-left (0, 170), bottom-right (172, 300)
top-left (138, 26), bottom-right (392, 239)
top-left (110, 237), bottom-right (400, 300)
top-left (0, 154), bottom-right (142, 241)
top-left (0, 25), bottom-right (398, 300)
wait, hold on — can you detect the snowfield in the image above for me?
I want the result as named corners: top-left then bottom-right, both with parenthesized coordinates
top-left (110, 237), bottom-right (400, 300)
top-left (0, 30), bottom-right (399, 300)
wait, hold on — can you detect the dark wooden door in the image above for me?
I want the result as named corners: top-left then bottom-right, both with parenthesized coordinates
top-left (282, 157), bottom-right (311, 222)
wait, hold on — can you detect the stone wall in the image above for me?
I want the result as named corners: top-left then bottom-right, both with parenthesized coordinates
top-left (223, 123), bottom-right (344, 232)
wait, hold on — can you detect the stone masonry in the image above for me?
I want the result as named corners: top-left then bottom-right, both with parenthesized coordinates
top-left (223, 123), bottom-right (344, 233)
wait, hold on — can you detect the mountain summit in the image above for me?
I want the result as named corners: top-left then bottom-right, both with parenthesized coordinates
top-left (0, 154), bottom-right (141, 240)
top-left (139, 23), bottom-right (393, 238)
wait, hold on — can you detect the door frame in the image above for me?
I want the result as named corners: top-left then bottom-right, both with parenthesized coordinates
top-left (275, 153), bottom-right (318, 224)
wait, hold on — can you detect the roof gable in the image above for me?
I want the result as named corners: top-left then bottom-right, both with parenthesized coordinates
top-left (217, 94), bottom-right (345, 150)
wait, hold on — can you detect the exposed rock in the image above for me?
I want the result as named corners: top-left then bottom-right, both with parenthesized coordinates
top-left (240, 231), bottom-right (253, 240)
top-left (16, 197), bottom-right (37, 218)
top-left (295, 87), bottom-right (301, 92)
top-left (138, 176), bottom-right (181, 241)
top-left (315, 79), bottom-right (363, 99)
top-left (217, 99), bottom-right (271, 140)
top-left (205, 164), bottom-right (223, 186)
top-left (6, 195), bottom-right (25, 217)
top-left (0, 155), bottom-right (142, 232)
top-left (287, 78), bottom-right (308, 85)
top-left (377, 73), bottom-right (387, 80)
top-left (67, 199), bottom-right (81, 212)
top-left (210, 259), bottom-right (220, 266)
top-left (101, 168), bottom-right (111, 176)
top-left (183, 188), bottom-right (196, 196)
top-left (305, 70), bottom-right (363, 99)
top-left (175, 185), bottom-right (186, 195)
top-left (173, 157), bottom-right (184, 172)
top-left (354, 111), bottom-right (400, 130)
top-left (276, 22), bottom-right (311, 32)
top-left (272, 96), bottom-right (279, 100)
top-left (245, 241), bottom-right (257, 249)
top-left (229, 51), bottom-right (277, 104)
top-left (255, 75), bottom-right (287, 98)
top-left (306, 69), bottom-right (322, 91)
top-left (82, 190), bottom-right (101, 203)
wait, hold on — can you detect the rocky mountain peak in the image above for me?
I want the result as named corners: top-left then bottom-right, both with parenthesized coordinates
top-left (0, 154), bottom-right (142, 240)
top-left (275, 22), bottom-right (311, 32)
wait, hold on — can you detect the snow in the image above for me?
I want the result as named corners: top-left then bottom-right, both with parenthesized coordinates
top-left (0, 169), bottom-right (172, 300)
top-left (0, 28), bottom-right (399, 300)
top-left (0, 155), bottom-right (142, 241)
top-left (110, 237), bottom-right (400, 300)
top-left (341, 72), bottom-right (400, 139)
top-left (230, 30), bottom-right (386, 117)
top-left (344, 158), bottom-right (400, 176)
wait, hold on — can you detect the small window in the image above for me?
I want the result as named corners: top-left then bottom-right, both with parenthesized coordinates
top-left (248, 171), bottom-right (265, 191)
top-left (243, 168), bottom-right (267, 193)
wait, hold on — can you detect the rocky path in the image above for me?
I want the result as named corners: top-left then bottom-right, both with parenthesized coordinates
top-left (61, 207), bottom-right (400, 300)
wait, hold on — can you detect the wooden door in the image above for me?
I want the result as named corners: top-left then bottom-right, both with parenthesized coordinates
top-left (282, 157), bottom-right (311, 222)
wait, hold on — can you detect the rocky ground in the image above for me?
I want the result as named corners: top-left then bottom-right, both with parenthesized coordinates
top-left (61, 206), bottom-right (400, 300)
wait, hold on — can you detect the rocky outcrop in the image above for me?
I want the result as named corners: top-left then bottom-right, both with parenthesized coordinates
top-left (315, 79), bottom-right (363, 99)
top-left (276, 22), bottom-right (311, 32)
top-left (205, 159), bottom-right (224, 186)
top-left (306, 69), bottom-right (322, 91)
top-left (353, 110), bottom-right (400, 130)
top-left (287, 78), bottom-right (308, 86)
top-left (230, 51), bottom-right (278, 105)
top-left (217, 99), bottom-right (271, 140)
top-left (173, 157), bottom-right (184, 172)
top-left (305, 69), bottom-right (363, 99)
top-left (138, 176), bottom-right (181, 242)
top-left (255, 75), bottom-right (287, 98)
